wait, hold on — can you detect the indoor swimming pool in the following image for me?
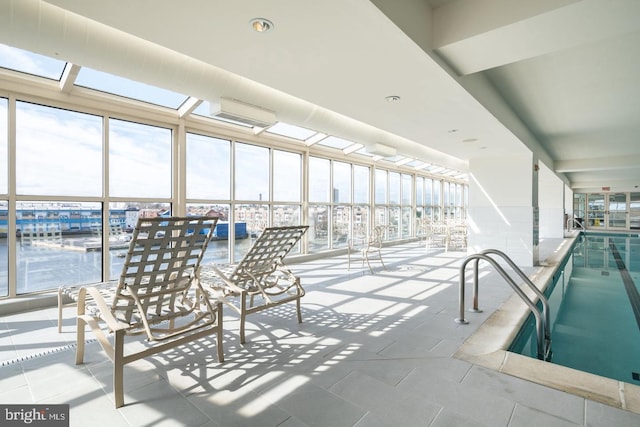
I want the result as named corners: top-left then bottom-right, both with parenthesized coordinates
top-left (509, 232), bottom-right (640, 385)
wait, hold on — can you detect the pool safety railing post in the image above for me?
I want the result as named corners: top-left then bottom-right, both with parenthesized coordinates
top-left (456, 250), bottom-right (552, 361)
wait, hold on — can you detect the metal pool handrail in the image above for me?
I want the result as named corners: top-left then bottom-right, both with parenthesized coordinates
top-left (566, 217), bottom-right (585, 231)
top-left (455, 250), bottom-right (552, 361)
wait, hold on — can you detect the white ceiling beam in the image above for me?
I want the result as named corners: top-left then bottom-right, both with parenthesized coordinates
top-left (555, 155), bottom-right (640, 173)
top-left (433, 0), bottom-right (640, 75)
top-left (177, 96), bottom-right (202, 118)
top-left (59, 63), bottom-right (81, 93)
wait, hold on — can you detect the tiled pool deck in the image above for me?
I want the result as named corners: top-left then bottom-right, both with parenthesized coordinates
top-left (1, 237), bottom-right (639, 426)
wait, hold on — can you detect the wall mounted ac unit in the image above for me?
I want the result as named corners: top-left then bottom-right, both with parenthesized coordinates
top-left (366, 143), bottom-right (396, 157)
top-left (210, 97), bottom-right (276, 128)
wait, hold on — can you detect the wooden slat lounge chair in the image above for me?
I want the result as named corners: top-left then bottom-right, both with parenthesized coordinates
top-left (198, 225), bottom-right (308, 344)
top-left (64, 216), bottom-right (223, 408)
top-left (347, 225), bottom-right (386, 274)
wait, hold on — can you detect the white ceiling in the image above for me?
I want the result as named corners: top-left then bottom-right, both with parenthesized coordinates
top-left (2, 0), bottom-right (640, 193)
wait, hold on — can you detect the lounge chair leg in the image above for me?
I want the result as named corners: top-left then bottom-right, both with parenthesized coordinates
top-left (75, 317), bottom-right (86, 365)
top-left (57, 288), bottom-right (63, 333)
top-left (217, 302), bottom-right (224, 363)
top-left (114, 330), bottom-right (125, 408)
top-left (296, 296), bottom-right (303, 324)
top-left (239, 293), bottom-right (247, 344)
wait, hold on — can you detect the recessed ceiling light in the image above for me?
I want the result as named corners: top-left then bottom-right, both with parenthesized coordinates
top-left (385, 95), bottom-right (401, 102)
top-left (250, 18), bottom-right (273, 32)
top-left (462, 138), bottom-right (478, 143)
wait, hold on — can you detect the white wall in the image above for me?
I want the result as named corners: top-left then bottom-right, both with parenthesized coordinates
top-left (468, 153), bottom-right (538, 266)
top-left (538, 162), bottom-right (564, 238)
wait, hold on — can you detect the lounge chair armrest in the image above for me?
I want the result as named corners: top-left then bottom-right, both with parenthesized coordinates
top-left (79, 286), bottom-right (128, 332)
top-left (205, 264), bottom-right (247, 294)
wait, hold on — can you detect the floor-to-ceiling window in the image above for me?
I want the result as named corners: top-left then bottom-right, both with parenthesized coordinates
top-left (308, 156), bottom-right (330, 252)
top-left (374, 168), bottom-right (388, 236)
top-left (332, 160), bottom-right (352, 248)
top-left (185, 132), bottom-right (231, 264)
top-left (401, 173), bottom-right (412, 238)
top-left (630, 193), bottom-right (640, 230)
top-left (234, 142), bottom-right (270, 259)
top-left (352, 164), bottom-right (371, 237)
top-left (0, 98), bottom-right (7, 296)
top-left (272, 149), bottom-right (302, 253)
top-left (0, 42), bottom-right (469, 299)
top-left (15, 102), bottom-right (104, 293)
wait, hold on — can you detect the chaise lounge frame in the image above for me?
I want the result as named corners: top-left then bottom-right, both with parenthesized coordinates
top-left (64, 216), bottom-right (224, 408)
top-left (198, 225), bottom-right (308, 344)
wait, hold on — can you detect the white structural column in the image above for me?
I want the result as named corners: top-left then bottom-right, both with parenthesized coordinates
top-left (468, 153), bottom-right (539, 267)
top-left (538, 162), bottom-right (565, 239)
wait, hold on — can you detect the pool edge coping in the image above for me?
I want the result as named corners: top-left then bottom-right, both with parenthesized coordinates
top-left (453, 234), bottom-right (640, 415)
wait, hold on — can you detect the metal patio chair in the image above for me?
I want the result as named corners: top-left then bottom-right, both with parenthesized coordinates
top-left (347, 225), bottom-right (387, 274)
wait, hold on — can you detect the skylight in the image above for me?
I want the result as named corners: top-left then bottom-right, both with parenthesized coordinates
top-left (317, 136), bottom-right (354, 150)
top-left (75, 67), bottom-right (188, 109)
top-left (0, 44), bottom-right (66, 80)
top-left (266, 122), bottom-right (316, 140)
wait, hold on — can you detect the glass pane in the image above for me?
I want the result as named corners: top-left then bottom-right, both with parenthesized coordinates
top-left (630, 193), bottom-right (640, 230)
top-left (352, 206), bottom-right (370, 237)
top-left (235, 143), bottom-right (269, 201)
top-left (273, 205), bottom-right (301, 227)
top-left (0, 44), bottom-right (66, 80)
top-left (273, 150), bottom-right (301, 202)
top-left (402, 174), bottom-right (412, 205)
top-left (333, 161), bottom-right (351, 203)
top-left (0, 200), bottom-right (6, 296)
top-left (0, 98), bottom-right (9, 194)
top-left (16, 102), bottom-right (102, 196)
top-left (308, 205), bottom-right (329, 252)
top-left (375, 169), bottom-right (387, 204)
top-left (573, 193), bottom-right (586, 220)
top-left (402, 206), bottom-right (412, 238)
top-left (608, 193), bottom-right (627, 228)
top-left (16, 201), bottom-right (102, 294)
top-left (192, 101), bottom-right (208, 117)
top-left (433, 180), bottom-right (441, 206)
top-left (274, 205), bottom-right (303, 254)
top-left (0, 98), bottom-right (6, 194)
top-left (109, 119), bottom-right (172, 198)
top-left (234, 204), bottom-right (268, 261)
top-left (389, 172), bottom-right (400, 205)
top-left (76, 67), bottom-right (188, 108)
top-left (587, 194), bottom-right (605, 227)
top-left (266, 122), bottom-right (316, 140)
top-left (353, 165), bottom-right (370, 204)
top-left (332, 206), bottom-right (350, 248)
top-left (318, 136), bottom-right (353, 150)
top-left (456, 183), bottom-right (463, 206)
top-left (433, 206), bottom-right (442, 222)
top-left (425, 178), bottom-right (433, 206)
top-left (309, 157), bottom-right (330, 203)
top-left (416, 177), bottom-right (424, 207)
top-left (374, 206), bottom-right (387, 228)
top-left (186, 133), bottom-right (231, 200)
top-left (388, 206), bottom-right (400, 239)
top-left (106, 202), bottom-right (171, 279)
top-left (186, 203), bottom-right (230, 264)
